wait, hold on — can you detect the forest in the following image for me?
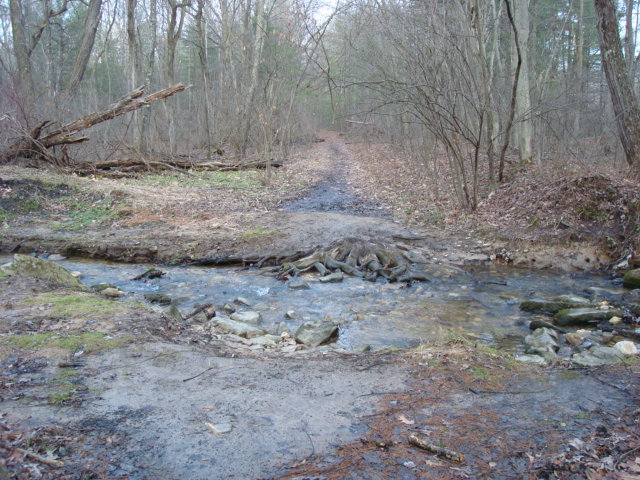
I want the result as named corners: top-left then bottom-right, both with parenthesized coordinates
top-left (1, 0), bottom-right (640, 479)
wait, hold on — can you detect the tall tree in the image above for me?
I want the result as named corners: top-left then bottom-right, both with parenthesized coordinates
top-left (595, 0), bottom-right (640, 172)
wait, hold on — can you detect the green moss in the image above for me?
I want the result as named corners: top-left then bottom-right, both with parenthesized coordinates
top-left (49, 380), bottom-right (77, 405)
top-left (3, 332), bottom-right (132, 353)
top-left (241, 225), bottom-right (284, 239)
top-left (472, 366), bottom-right (488, 379)
top-left (23, 292), bottom-right (129, 317)
top-left (0, 206), bottom-right (14, 222)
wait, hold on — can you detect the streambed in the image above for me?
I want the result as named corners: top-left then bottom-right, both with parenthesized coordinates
top-left (4, 254), bottom-right (620, 352)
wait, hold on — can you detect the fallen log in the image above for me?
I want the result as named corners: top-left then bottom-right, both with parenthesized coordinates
top-left (408, 434), bottom-right (465, 463)
top-left (1, 84), bottom-right (187, 165)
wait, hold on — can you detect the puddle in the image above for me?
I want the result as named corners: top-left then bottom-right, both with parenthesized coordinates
top-left (2, 255), bottom-right (617, 352)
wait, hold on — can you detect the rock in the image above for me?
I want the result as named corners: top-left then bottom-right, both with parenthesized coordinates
top-left (3, 254), bottom-right (88, 290)
top-left (295, 322), bottom-right (339, 346)
top-left (285, 310), bottom-right (296, 319)
top-left (524, 327), bottom-right (559, 356)
top-left (628, 303), bottom-right (640, 316)
top-left (230, 311), bottom-right (261, 325)
top-left (514, 354), bottom-right (548, 365)
top-left (520, 295), bottom-right (591, 314)
top-left (586, 287), bottom-right (625, 302)
top-left (214, 317), bottom-right (266, 339)
top-left (529, 318), bottom-right (564, 332)
top-left (47, 254), bottom-right (66, 261)
top-left (608, 316), bottom-right (623, 325)
top-left (234, 297), bottom-right (251, 306)
top-left (571, 346), bottom-right (625, 366)
top-left (102, 287), bottom-right (126, 298)
top-left (70, 271), bottom-right (83, 278)
top-left (318, 272), bottom-right (344, 283)
top-left (166, 305), bottom-right (183, 322)
top-left (613, 341), bottom-right (638, 355)
top-left (246, 336), bottom-right (277, 348)
top-left (288, 279), bottom-right (310, 290)
top-left (205, 423), bottom-right (232, 435)
top-left (91, 283), bottom-right (117, 292)
top-left (623, 269), bottom-right (640, 289)
top-left (564, 333), bottom-right (584, 346)
top-left (222, 303), bottom-right (236, 314)
top-left (555, 308), bottom-right (624, 326)
top-left (144, 293), bottom-right (172, 305)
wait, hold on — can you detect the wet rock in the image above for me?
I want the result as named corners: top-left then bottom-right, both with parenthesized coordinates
top-left (2, 254), bottom-right (88, 290)
top-left (514, 354), bottom-right (548, 365)
top-left (246, 336), bottom-right (277, 348)
top-left (234, 297), bottom-right (251, 306)
top-left (520, 295), bottom-right (591, 314)
top-left (295, 322), bottom-right (339, 346)
top-left (571, 346), bottom-right (625, 366)
top-left (586, 286), bottom-right (625, 302)
top-left (285, 310), bottom-right (296, 319)
top-left (564, 333), bottom-right (584, 346)
top-left (613, 341), bottom-right (638, 355)
top-left (318, 272), bottom-right (344, 283)
top-left (70, 271), bottom-right (83, 278)
top-left (144, 293), bottom-right (172, 305)
top-left (102, 287), bottom-right (126, 298)
top-left (47, 254), bottom-right (66, 261)
top-left (222, 303), bottom-right (236, 314)
top-left (91, 283), bottom-right (117, 292)
top-left (623, 269), bottom-right (640, 289)
top-left (230, 311), bottom-right (261, 325)
top-left (524, 327), bottom-right (559, 356)
top-left (555, 308), bottom-right (624, 326)
top-left (166, 305), bottom-right (183, 322)
top-left (608, 316), bottom-right (623, 325)
top-left (529, 318), bottom-right (564, 332)
top-left (288, 278), bottom-right (311, 290)
top-left (133, 268), bottom-right (165, 281)
top-left (214, 317), bottom-right (266, 338)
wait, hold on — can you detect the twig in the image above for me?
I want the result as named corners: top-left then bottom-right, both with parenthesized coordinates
top-left (0, 442), bottom-right (64, 467)
top-left (182, 366), bottom-right (217, 383)
top-left (408, 433), bottom-right (465, 463)
top-left (615, 445), bottom-right (640, 469)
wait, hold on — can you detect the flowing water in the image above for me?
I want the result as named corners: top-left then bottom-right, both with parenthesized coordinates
top-left (3, 254), bottom-right (620, 352)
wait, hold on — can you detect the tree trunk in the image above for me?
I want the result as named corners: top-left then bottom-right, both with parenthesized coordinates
top-left (61, 0), bottom-right (103, 98)
top-left (195, 0), bottom-right (213, 161)
top-left (595, 0), bottom-right (640, 171)
top-left (512, 0), bottom-right (533, 164)
top-left (9, 0), bottom-right (33, 101)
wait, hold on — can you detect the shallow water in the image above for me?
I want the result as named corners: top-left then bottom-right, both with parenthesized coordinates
top-left (2, 254), bottom-right (618, 351)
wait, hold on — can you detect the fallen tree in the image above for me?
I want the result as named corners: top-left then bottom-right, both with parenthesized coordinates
top-left (1, 84), bottom-right (187, 166)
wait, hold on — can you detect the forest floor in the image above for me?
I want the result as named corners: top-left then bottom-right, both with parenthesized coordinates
top-left (0, 131), bottom-right (639, 479)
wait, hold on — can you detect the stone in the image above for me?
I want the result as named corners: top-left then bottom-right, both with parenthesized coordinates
top-left (288, 279), bottom-right (310, 290)
top-left (166, 305), bottom-right (183, 322)
top-left (70, 271), bottom-right (83, 278)
top-left (3, 254), bottom-right (88, 290)
top-left (623, 269), bottom-right (640, 289)
top-left (230, 311), bottom-right (261, 325)
top-left (586, 287), bottom-right (625, 302)
top-left (529, 318), bottom-right (563, 332)
top-left (571, 346), bottom-right (625, 367)
top-left (608, 316), bottom-right (623, 325)
top-left (524, 327), bottom-right (559, 356)
top-left (564, 333), bottom-right (584, 346)
top-left (144, 293), bottom-right (172, 305)
top-left (295, 322), bottom-right (339, 346)
top-left (613, 341), bottom-right (638, 355)
top-left (318, 272), bottom-right (344, 283)
top-left (47, 254), bottom-right (66, 261)
top-left (234, 297), bottom-right (251, 306)
top-left (285, 310), bottom-right (296, 319)
top-left (92, 283), bottom-right (117, 292)
top-left (514, 354), bottom-right (548, 365)
top-left (555, 308), bottom-right (624, 326)
top-left (222, 303), bottom-right (236, 314)
top-left (102, 287), bottom-right (125, 298)
top-left (214, 317), bottom-right (266, 339)
top-left (520, 295), bottom-right (591, 314)
top-left (246, 336), bottom-right (277, 348)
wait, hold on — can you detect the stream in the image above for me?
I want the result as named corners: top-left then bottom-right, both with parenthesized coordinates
top-left (4, 254), bottom-right (622, 353)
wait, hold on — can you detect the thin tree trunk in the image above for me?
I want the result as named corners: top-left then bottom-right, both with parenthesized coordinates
top-left (512, 0), bottom-right (533, 164)
top-left (195, 0), bottom-right (213, 160)
top-left (595, 0), bottom-right (640, 171)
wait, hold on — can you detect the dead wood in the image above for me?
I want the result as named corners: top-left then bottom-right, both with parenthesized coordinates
top-left (408, 434), bottom-right (465, 463)
top-left (1, 84), bottom-right (187, 165)
top-left (0, 441), bottom-right (65, 468)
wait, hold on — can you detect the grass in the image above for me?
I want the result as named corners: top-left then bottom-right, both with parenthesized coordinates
top-left (57, 199), bottom-right (122, 231)
top-left (3, 332), bottom-right (132, 353)
top-left (241, 225), bottom-right (284, 239)
top-left (130, 170), bottom-right (264, 189)
top-left (23, 292), bottom-right (130, 317)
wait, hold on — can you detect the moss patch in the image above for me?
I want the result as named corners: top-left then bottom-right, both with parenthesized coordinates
top-left (3, 332), bottom-right (132, 353)
top-left (22, 292), bottom-right (130, 317)
top-left (241, 225), bottom-right (284, 239)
